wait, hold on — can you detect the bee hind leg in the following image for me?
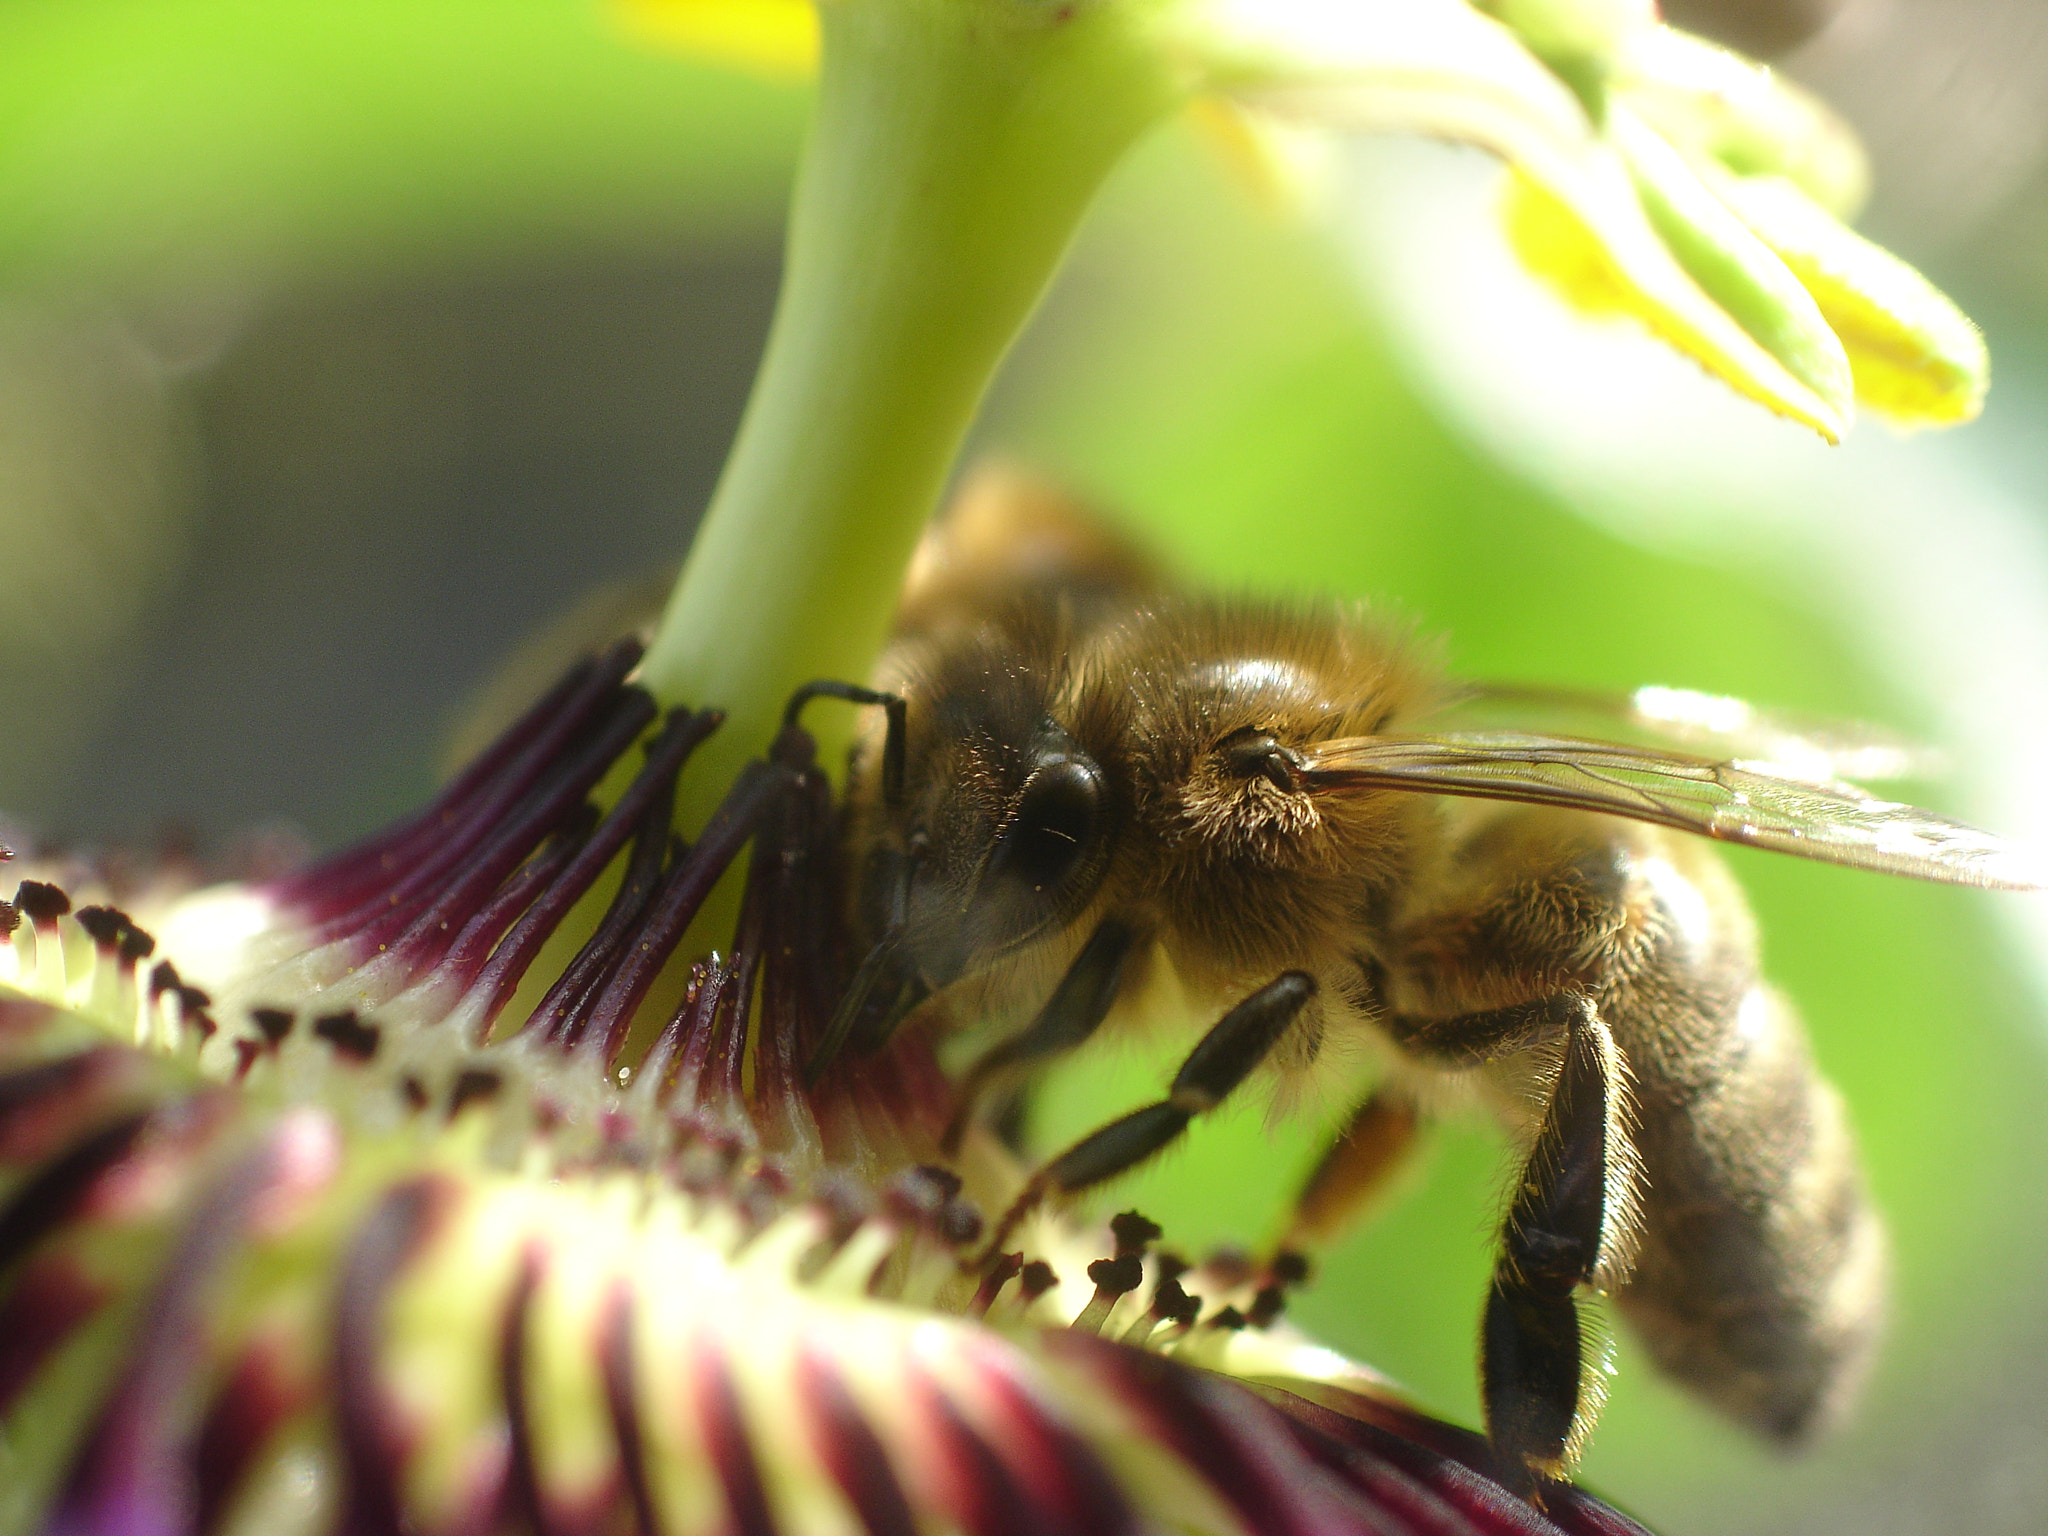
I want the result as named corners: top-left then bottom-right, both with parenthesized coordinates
top-left (1276, 993), bottom-right (1589, 1270)
top-left (976, 972), bottom-right (1316, 1261)
top-left (1481, 995), bottom-right (1638, 1499)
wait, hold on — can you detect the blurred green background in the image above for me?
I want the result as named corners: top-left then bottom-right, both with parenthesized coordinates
top-left (3, 3), bottom-right (2046, 1533)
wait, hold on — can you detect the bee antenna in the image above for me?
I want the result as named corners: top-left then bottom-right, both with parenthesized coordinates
top-left (783, 680), bottom-right (908, 809)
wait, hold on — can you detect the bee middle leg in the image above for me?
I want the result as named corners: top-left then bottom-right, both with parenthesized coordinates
top-left (1282, 1088), bottom-right (1422, 1250)
top-left (978, 971), bottom-right (1316, 1260)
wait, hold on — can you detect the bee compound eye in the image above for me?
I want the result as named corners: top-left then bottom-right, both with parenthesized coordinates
top-left (1217, 728), bottom-right (1301, 792)
top-left (993, 757), bottom-right (1103, 894)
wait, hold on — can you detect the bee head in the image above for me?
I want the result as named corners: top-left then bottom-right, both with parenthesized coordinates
top-left (851, 619), bottom-right (1121, 993)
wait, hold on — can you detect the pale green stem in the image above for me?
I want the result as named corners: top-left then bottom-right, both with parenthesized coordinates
top-left (639, 0), bottom-right (1185, 824)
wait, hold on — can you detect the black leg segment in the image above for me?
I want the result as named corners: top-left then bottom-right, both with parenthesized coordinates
top-left (1480, 994), bottom-right (1636, 1492)
top-left (783, 680), bottom-right (908, 808)
top-left (942, 918), bottom-right (1140, 1155)
top-left (1168, 972), bottom-right (1315, 1112)
top-left (805, 829), bottom-right (926, 1083)
top-left (803, 934), bottom-right (926, 1086)
top-left (978, 972), bottom-right (1315, 1259)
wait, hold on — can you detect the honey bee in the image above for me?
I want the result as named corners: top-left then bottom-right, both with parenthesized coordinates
top-left (799, 471), bottom-right (2044, 1493)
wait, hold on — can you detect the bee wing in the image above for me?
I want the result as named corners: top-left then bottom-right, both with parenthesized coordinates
top-left (1301, 731), bottom-right (2045, 890)
top-left (1429, 683), bottom-right (1941, 785)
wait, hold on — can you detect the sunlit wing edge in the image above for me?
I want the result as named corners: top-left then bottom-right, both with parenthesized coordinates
top-left (1301, 732), bottom-right (2046, 891)
top-left (1433, 683), bottom-right (1944, 784)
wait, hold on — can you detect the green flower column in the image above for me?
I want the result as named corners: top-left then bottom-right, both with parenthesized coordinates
top-left (641, 0), bottom-right (1185, 810)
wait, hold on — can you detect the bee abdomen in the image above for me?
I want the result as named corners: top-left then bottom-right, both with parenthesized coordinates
top-left (1614, 983), bottom-right (1887, 1444)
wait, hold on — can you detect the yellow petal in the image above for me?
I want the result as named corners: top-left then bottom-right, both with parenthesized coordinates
top-left (1501, 165), bottom-right (1846, 440)
top-left (1711, 172), bottom-right (1990, 426)
top-left (1608, 104), bottom-right (1852, 419)
top-left (1186, 0), bottom-right (1850, 439)
top-left (616, 0), bottom-right (819, 77)
top-left (1617, 25), bottom-right (1868, 217)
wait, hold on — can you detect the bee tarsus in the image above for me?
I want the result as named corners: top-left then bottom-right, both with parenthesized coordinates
top-left (941, 916), bottom-right (1142, 1156)
top-left (784, 679), bottom-right (908, 808)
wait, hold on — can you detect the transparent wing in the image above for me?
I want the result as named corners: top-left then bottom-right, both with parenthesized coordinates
top-left (1301, 731), bottom-right (2044, 890)
top-left (1430, 683), bottom-right (1941, 785)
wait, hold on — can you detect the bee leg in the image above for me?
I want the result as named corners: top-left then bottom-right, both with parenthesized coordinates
top-left (806, 840), bottom-right (928, 1082)
top-left (1382, 993), bottom-right (1579, 1066)
top-left (781, 680), bottom-right (907, 806)
top-left (941, 918), bottom-right (1140, 1157)
top-left (804, 933), bottom-right (919, 1085)
top-left (1481, 996), bottom-right (1636, 1498)
top-left (1281, 1088), bottom-right (1421, 1250)
top-left (978, 972), bottom-right (1316, 1261)
top-left (1282, 990), bottom-right (1585, 1251)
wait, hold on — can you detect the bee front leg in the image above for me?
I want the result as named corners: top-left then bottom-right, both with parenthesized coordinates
top-left (942, 917), bottom-right (1141, 1156)
top-left (1481, 995), bottom-right (1639, 1496)
top-left (977, 972), bottom-right (1315, 1260)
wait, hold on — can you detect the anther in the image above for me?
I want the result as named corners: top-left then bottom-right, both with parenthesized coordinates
top-left (938, 1199), bottom-right (985, 1249)
top-left (915, 1166), bottom-right (964, 1202)
top-left (1246, 1286), bottom-right (1287, 1330)
top-left (449, 1068), bottom-right (504, 1117)
top-left (808, 1176), bottom-right (875, 1249)
top-left (734, 1163), bottom-right (793, 1236)
top-left (1122, 1271), bottom-right (1201, 1347)
top-left (1017, 1260), bottom-right (1060, 1307)
top-left (885, 1166), bottom-right (957, 1225)
top-left (1204, 1245), bottom-right (1256, 1290)
top-left (313, 1011), bottom-right (381, 1062)
top-left (73, 906), bottom-right (128, 949)
top-left (250, 1009), bottom-right (294, 1046)
top-left (14, 881), bottom-right (69, 923)
top-left (1110, 1210), bottom-right (1162, 1258)
top-left (1075, 1253), bottom-right (1145, 1335)
top-left (969, 1252), bottom-right (1025, 1318)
